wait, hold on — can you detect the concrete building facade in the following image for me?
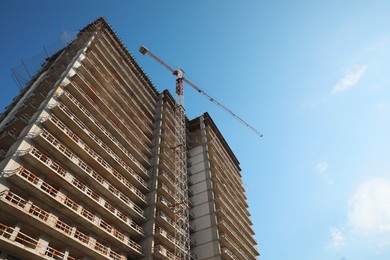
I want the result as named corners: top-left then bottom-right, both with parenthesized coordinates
top-left (0, 17), bottom-right (259, 260)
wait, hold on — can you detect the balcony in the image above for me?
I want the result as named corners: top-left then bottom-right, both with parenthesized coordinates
top-left (217, 220), bottom-right (258, 259)
top-left (20, 146), bottom-right (145, 222)
top-left (5, 166), bottom-right (145, 239)
top-left (88, 56), bottom-right (155, 131)
top-left (213, 182), bottom-right (248, 224)
top-left (38, 119), bottom-right (148, 206)
top-left (216, 208), bottom-right (256, 245)
top-left (29, 127), bottom-right (148, 207)
top-left (94, 35), bottom-right (156, 118)
top-left (0, 222), bottom-right (77, 260)
top-left (158, 172), bottom-right (176, 193)
top-left (214, 195), bottom-right (252, 233)
top-left (155, 227), bottom-right (177, 252)
top-left (0, 190), bottom-right (129, 260)
top-left (48, 103), bottom-right (149, 191)
top-left (155, 211), bottom-right (175, 233)
top-left (68, 73), bottom-right (153, 156)
top-left (79, 56), bottom-right (154, 139)
top-left (159, 159), bottom-right (175, 177)
top-left (158, 183), bottom-right (177, 204)
top-left (220, 233), bottom-right (249, 260)
top-left (221, 247), bottom-right (239, 260)
top-left (11, 157), bottom-right (143, 237)
top-left (209, 153), bottom-right (244, 197)
top-left (153, 245), bottom-right (176, 260)
top-left (57, 89), bottom-right (150, 177)
top-left (211, 171), bottom-right (248, 210)
top-left (156, 227), bottom-right (189, 256)
top-left (156, 196), bottom-right (177, 220)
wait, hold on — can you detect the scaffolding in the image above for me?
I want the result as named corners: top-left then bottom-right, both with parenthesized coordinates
top-left (174, 74), bottom-right (190, 260)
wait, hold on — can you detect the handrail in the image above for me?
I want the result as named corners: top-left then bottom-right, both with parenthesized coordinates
top-left (26, 147), bottom-right (145, 230)
top-left (62, 89), bottom-right (149, 177)
top-left (46, 117), bottom-right (147, 203)
top-left (55, 102), bottom-right (148, 189)
top-left (35, 130), bottom-right (145, 217)
top-left (0, 190), bottom-right (130, 259)
top-left (0, 221), bottom-right (76, 260)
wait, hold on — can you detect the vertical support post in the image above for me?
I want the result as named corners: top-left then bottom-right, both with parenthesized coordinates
top-left (174, 70), bottom-right (190, 259)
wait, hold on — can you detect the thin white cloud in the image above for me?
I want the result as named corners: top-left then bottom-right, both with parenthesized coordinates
top-left (325, 178), bottom-right (390, 255)
top-left (316, 161), bottom-right (328, 173)
top-left (332, 66), bottom-right (367, 94)
top-left (315, 161), bottom-right (333, 185)
top-left (329, 227), bottom-right (346, 251)
top-left (348, 178), bottom-right (390, 234)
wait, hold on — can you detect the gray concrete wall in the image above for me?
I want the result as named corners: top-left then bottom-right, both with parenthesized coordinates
top-left (188, 116), bottom-right (221, 260)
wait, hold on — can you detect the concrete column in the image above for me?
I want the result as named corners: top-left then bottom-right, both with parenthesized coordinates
top-left (36, 233), bottom-right (50, 255)
top-left (47, 213), bottom-right (58, 228)
top-left (56, 188), bottom-right (68, 202)
top-left (63, 248), bottom-right (70, 259)
top-left (188, 116), bottom-right (221, 260)
top-left (9, 222), bottom-right (22, 241)
top-left (24, 200), bottom-right (33, 212)
top-left (141, 95), bottom-right (164, 260)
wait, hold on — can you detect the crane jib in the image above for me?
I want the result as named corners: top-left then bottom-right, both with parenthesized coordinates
top-left (139, 45), bottom-right (263, 138)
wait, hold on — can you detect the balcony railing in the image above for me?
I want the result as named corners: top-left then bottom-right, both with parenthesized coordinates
top-left (153, 245), bottom-right (176, 260)
top-left (212, 171), bottom-right (248, 210)
top-left (78, 57), bottom-right (153, 138)
top-left (158, 182), bottom-right (178, 203)
top-left (95, 35), bottom-right (155, 118)
top-left (0, 222), bottom-right (76, 260)
top-left (61, 90), bottom-right (149, 177)
top-left (70, 74), bottom-right (152, 153)
top-left (214, 195), bottom-right (252, 233)
top-left (217, 207), bottom-right (256, 245)
top-left (220, 233), bottom-right (249, 260)
top-left (24, 146), bottom-right (145, 222)
top-left (0, 190), bottom-right (127, 260)
top-left (32, 130), bottom-right (145, 219)
top-left (156, 227), bottom-right (187, 254)
top-left (44, 116), bottom-right (147, 204)
top-left (213, 182), bottom-right (249, 224)
top-left (221, 247), bottom-right (239, 260)
top-left (218, 220), bottom-right (257, 258)
top-left (53, 102), bottom-right (148, 190)
top-left (156, 211), bottom-right (186, 236)
top-left (209, 152), bottom-right (244, 196)
top-left (11, 166), bottom-right (144, 242)
top-left (1, 184), bottom-right (143, 254)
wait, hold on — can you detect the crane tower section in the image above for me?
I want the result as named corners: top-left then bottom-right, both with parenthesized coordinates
top-left (173, 68), bottom-right (190, 260)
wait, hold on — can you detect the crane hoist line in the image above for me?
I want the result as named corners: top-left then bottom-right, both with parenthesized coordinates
top-left (139, 45), bottom-right (263, 138)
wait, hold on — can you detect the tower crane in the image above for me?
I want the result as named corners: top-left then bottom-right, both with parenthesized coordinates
top-left (139, 46), bottom-right (263, 138)
top-left (139, 46), bottom-right (261, 260)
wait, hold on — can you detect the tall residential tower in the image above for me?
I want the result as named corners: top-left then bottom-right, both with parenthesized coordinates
top-left (0, 17), bottom-right (259, 260)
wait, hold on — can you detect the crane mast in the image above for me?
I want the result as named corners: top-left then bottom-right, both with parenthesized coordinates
top-left (173, 68), bottom-right (191, 260)
top-left (140, 46), bottom-right (190, 259)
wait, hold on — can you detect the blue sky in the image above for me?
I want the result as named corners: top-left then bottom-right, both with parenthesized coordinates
top-left (2, 1), bottom-right (390, 260)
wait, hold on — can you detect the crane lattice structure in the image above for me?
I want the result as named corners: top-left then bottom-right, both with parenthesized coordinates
top-left (139, 45), bottom-right (262, 260)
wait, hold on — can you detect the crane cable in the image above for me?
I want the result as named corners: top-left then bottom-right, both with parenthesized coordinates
top-left (183, 71), bottom-right (263, 138)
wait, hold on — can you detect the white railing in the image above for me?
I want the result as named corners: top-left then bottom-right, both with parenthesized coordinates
top-left (36, 130), bottom-right (145, 218)
top-left (0, 221), bottom-right (76, 260)
top-left (54, 103), bottom-right (149, 189)
top-left (0, 190), bottom-right (127, 259)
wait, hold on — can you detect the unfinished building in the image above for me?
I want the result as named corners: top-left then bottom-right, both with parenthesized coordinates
top-left (0, 17), bottom-right (259, 260)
